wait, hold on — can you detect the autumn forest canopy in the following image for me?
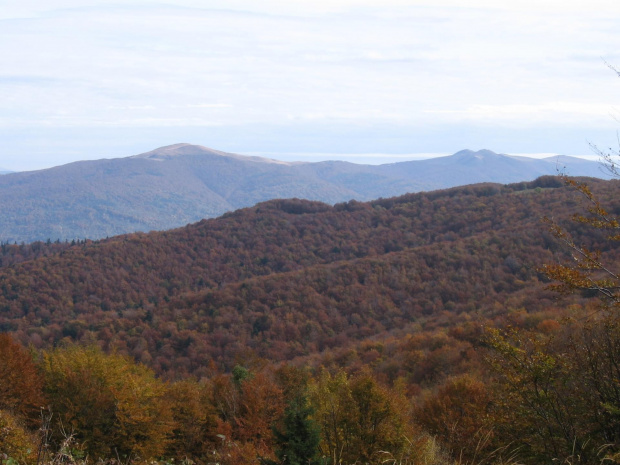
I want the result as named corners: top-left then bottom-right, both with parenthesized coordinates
top-left (2, 175), bottom-right (620, 464)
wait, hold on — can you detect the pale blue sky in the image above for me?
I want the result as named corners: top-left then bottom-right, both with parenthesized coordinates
top-left (1, 0), bottom-right (620, 170)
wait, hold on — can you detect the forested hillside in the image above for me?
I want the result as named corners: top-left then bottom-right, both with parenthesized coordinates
top-left (0, 176), bottom-right (582, 369)
top-left (2, 175), bottom-right (620, 464)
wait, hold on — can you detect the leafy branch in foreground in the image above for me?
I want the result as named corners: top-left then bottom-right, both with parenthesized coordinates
top-left (539, 176), bottom-right (620, 309)
top-left (485, 170), bottom-right (620, 463)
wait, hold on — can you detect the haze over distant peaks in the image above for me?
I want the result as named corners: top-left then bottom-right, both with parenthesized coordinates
top-left (0, 144), bottom-right (610, 243)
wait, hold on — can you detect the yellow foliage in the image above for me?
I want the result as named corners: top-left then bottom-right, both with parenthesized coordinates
top-left (0, 409), bottom-right (37, 464)
top-left (41, 345), bottom-right (172, 461)
top-left (309, 369), bottom-right (413, 464)
top-left (165, 378), bottom-right (219, 461)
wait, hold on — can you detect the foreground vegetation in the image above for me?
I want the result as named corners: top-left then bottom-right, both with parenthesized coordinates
top-left (4, 309), bottom-right (620, 465)
top-left (0, 336), bottom-right (455, 464)
top-left (2, 176), bottom-right (620, 464)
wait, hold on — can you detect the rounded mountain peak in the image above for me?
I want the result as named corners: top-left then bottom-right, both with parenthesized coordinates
top-left (452, 149), bottom-right (500, 159)
top-left (132, 143), bottom-right (230, 160)
top-left (131, 143), bottom-right (296, 165)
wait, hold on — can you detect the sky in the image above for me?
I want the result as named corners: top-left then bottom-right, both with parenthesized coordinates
top-left (1, 0), bottom-right (620, 171)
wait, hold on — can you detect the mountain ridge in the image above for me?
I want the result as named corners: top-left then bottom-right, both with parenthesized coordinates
top-left (0, 144), bottom-right (610, 243)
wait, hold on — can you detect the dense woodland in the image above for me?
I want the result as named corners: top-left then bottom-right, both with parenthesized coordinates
top-left (2, 175), bottom-right (620, 464)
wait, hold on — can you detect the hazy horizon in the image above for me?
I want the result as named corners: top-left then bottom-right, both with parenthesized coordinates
top-left (0, 145), bottom-right (602, 173)
top-left (2, 1), bottom-right (620, 171)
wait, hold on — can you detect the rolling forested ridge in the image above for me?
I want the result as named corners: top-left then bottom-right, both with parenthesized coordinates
top-left (2, 175), bottom-right (620, 464)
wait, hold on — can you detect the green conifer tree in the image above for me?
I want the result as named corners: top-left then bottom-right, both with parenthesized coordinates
top-left (268, 393), bottom-right (324, 465)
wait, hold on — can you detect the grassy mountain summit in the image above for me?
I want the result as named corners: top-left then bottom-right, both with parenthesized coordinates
top-left (0, 144), bottom-right (608, 243)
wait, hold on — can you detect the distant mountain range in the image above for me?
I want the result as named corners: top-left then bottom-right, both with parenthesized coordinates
top-left (0, 143), bottom-right (610, 243)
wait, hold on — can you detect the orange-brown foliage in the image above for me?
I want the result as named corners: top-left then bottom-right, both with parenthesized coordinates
top-left (0, 333), bottom-right (45, 427)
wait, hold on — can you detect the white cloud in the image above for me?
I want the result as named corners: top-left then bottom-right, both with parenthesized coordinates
top-left (0, 0), bottom-right (620, 168)
top-left (425, 102), bottom-right (619, 126)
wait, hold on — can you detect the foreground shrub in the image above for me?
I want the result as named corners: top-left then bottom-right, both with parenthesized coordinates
top-left (415, 375), bottom-right (494, 461)
top-left (0, 334), bottom-right (45, 428)
top-left (165, 378), bottom-right (219, 462)
top-left (0, 409), bottom-right (37, 464)
top-left (41, 345), bottom-right (172, 461)
top-left (309, 369), bottom-right (413, 464)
